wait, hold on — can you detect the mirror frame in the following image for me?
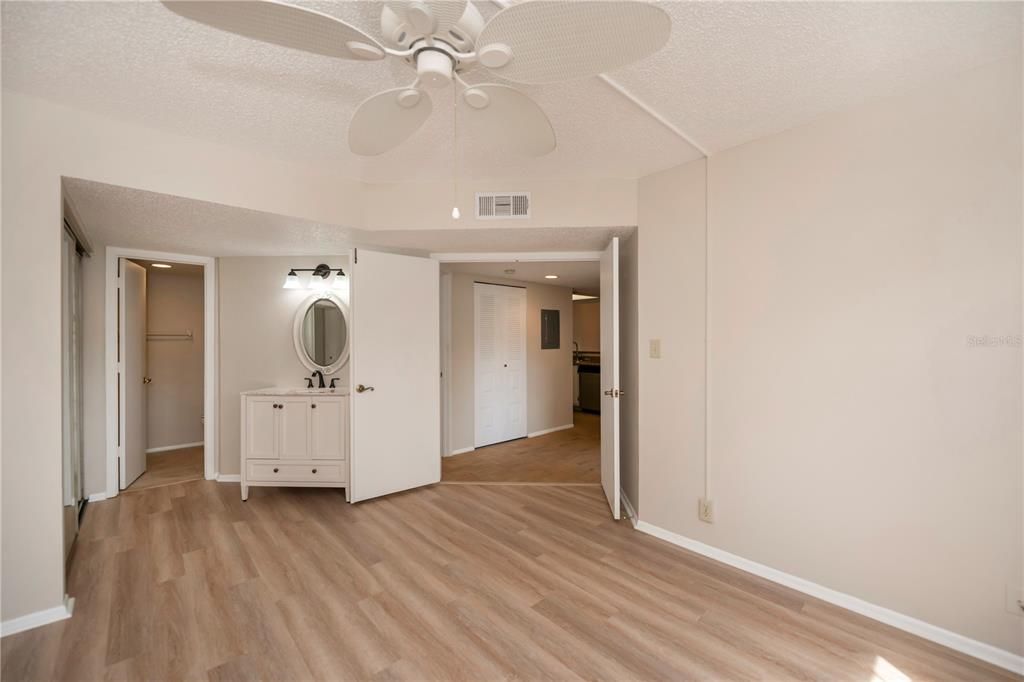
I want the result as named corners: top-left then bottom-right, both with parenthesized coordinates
top-left (292, 292), bottom-right (350, 375)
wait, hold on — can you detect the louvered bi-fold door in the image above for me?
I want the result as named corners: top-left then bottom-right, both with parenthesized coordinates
top-left (474, 283), bottom-right (527, 448)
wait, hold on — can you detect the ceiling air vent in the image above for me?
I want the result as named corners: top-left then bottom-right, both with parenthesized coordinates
top-left (476, 192), bottom-right (530, 220)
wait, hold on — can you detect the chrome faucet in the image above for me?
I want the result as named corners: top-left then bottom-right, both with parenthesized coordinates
top-left (311, 370), bottom-right (325, 388)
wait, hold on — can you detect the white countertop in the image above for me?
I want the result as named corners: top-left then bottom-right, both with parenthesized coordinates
top-left (241, 386), bottom-right (350, 397)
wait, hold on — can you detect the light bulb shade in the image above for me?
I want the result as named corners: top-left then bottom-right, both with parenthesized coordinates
top-left (310, 275), bottom-right (329, 291)
top-left (282, 270), bottom-right (301, 289)
top-left (331, 272), bottom-right (347, 289)
top-left (451, 206), bottom-right (461, 219)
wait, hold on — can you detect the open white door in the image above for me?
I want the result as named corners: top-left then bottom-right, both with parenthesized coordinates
top-left (119, 259), bottom-right (148, 489)
top-left (349, 249), bottom-right (440, 502)
top-left (600, 238), bottom-right (621, 519)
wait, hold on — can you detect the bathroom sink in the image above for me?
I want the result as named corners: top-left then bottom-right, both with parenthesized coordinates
top-left (241, 387), bottom-right (349, 396)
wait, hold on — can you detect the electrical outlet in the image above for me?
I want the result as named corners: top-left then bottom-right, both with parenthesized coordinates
top-left (1006, 584), bottom-right (1024, 617)
top-left (649, 339), bottom-right (661, 359)
top-left (698, 497), bottom-right (713, 523)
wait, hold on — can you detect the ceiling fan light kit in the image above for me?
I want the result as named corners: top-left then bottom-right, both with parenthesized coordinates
top-left (163, 0), bottom-right (671, 158)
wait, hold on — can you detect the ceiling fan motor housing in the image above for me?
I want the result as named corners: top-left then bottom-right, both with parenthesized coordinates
top-left (416, 48), bottom-right (455, 87)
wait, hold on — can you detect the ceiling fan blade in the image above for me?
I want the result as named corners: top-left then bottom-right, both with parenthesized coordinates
top-left (163, 1), bottom-right (386, 61)
top-left (476, 1), bottom-right (670, 84)
top-left (385, 1), bottom-right (469, 34)
top-left (461, 84), bottom-right (555, 157)
top-left (349, 88), bottom-right (434, 156)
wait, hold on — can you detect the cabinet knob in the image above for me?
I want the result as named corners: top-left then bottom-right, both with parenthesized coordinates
top-left (273, 467), bottom-right (279, 473)
top-left (312, 468), bottom-right (318, 474)
top-left (311, 404), bottom-right (317, 409)
top-left (272, 403), bottom-right (279, 409)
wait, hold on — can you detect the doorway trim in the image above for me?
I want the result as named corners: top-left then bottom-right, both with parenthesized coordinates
top-left (104, 247), bottom-right (218, 498)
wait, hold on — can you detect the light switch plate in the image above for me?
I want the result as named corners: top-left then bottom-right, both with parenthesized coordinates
top-left (649, 339), bottom-right (661, 359)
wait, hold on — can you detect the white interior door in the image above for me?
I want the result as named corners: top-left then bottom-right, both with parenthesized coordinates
top-left (474, 283), bottom-right (527, 448)
top-left (600, 238), bottom-right (621, 519)
top-left (120, 259), bottom-right (147, 489)
top-left (350, 249), bottom-right (440, 502)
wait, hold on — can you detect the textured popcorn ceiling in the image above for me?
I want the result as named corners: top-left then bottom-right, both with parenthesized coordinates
top-left (64, 177), bottom-right (633, 255)
top-left (5, 1), bottom-right (1019, 183)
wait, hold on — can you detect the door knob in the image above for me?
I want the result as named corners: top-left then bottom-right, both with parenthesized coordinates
top-left (143, 377), bottom-right (152, 385)
top-left (356, 384), bottom-right (375, 393)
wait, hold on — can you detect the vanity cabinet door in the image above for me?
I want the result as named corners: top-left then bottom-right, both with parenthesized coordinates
top-left (246, 398), bottom-right (279, 459)
top-left (278, 397), bottom-right (311, 460)
top-left (311, 397), bottom-right (347, 460)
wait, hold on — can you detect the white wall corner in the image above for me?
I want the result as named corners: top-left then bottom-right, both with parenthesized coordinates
top-left (633, 521), bottom-right (1024, 675)
top-left (1, 595), bottom-right (74, 638)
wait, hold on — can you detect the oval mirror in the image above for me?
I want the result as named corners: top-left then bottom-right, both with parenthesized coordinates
top-left (293, 293), bottom-right (350, 374)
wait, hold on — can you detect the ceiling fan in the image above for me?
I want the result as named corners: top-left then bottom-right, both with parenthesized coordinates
top-left (164, 0), bottom-right (671, 157)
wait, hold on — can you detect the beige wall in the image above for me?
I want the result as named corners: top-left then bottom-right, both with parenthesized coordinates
top-left (448, 272), bottom-right (574, 453)
top-left (218, 256), bottom-right (350, 476)
top-left (572, 299), bottom-right (600, 352)
top-left (636, 57), bottom-right (1022, 655)
top-left (362, 178), bottom-right (636, 230)
top-left (144, 266), bottom-right (204, 450)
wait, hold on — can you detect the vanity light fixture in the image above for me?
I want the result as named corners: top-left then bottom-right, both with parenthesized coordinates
top-left (282, 264), bottom-right (346, 290)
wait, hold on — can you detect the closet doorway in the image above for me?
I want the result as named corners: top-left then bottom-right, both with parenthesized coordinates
top-left (105, 249), bottom-right (218, 498)
top-left (119, 259), bottom-right (206, 491)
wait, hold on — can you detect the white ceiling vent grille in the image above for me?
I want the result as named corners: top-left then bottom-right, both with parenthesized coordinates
top-left (476, 192), bottom-right (531, 220)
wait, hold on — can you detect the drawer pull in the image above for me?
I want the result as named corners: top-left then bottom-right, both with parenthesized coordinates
top-left (273, 467), bottom-right (279, 473)
top-left (312, 468), bottom-right (318, 474)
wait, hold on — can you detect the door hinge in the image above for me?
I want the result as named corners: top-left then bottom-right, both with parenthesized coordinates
top-left (603, 388), bottom-right (623, 398)
top-left (354, 248), bottom-right (358, 264)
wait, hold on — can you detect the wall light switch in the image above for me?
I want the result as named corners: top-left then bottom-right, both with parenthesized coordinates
top-left (649, 339), bottom-right (661, 359)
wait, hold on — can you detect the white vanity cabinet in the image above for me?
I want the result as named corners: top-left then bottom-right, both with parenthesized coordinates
top-left (240, 389), bottom-right (349, 500)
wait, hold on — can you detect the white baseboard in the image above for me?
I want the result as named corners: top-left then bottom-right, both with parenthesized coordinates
top-left (620, 489), bottom-right (638, 528)
top-left (634, 520), bottom-right (1024, 675)
top-left (216, 474), bottom-right (241, 483)
top-left (146, 441), bottom-right (203, 454)
top-left (528, 423), bottom-right (574, 438)
top-left (1, 595), bottom-right (74, 638)
top-left (87, 492), bottom-right (108, 503)
top-left (448, 446), bottom-right (475, 456)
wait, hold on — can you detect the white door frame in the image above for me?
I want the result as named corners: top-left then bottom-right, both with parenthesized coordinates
top-left (434, 251), bottom-right (602, 457)
top-left (104, 247), bottom-right (218, 497)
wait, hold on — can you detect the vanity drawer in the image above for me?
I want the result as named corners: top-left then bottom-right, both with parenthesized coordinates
top-left (247, 461), bottom-right (345, 483)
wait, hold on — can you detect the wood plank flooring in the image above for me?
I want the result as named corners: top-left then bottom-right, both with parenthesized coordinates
top-left (2, 480), bottom-right (1017, 681)
top-left (128, 447), bottom-right (203, 491)
top-left (443, 412), bottom-right (600, 484)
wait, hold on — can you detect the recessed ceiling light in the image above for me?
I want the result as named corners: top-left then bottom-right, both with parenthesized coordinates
top-left (544, 274), bottom-right (558, 279)
top-left (151, 263), bottom-right (172, 269)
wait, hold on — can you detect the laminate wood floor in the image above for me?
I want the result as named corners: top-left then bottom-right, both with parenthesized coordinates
top-left (2, 480), bottom-right (1016, 681)
top-left (443, 412), bottom-right (600, 484)
top-left (127, 446), bottom-right (204, 491)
